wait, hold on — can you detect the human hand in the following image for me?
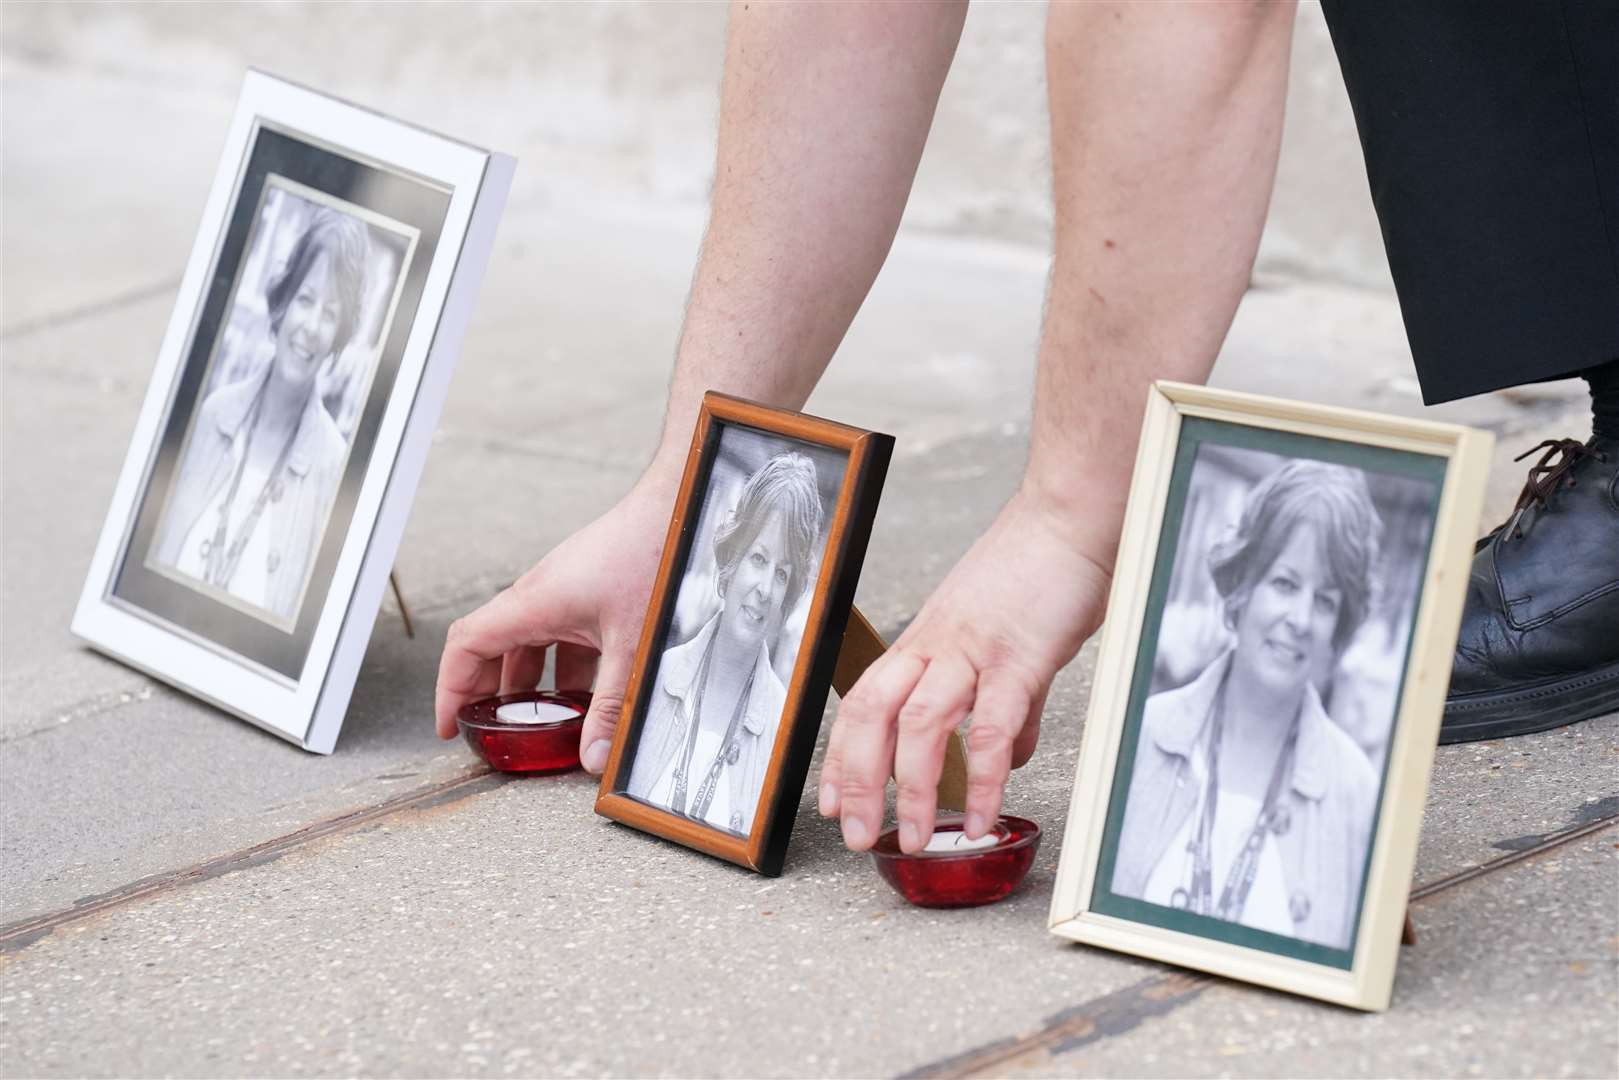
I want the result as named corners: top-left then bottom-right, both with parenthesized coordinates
top-left (433, 466), bottom-right (679, 772)
top-left (817, 488), bottom-right (1113, 853)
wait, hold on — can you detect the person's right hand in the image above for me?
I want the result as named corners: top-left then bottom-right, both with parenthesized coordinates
top-left (433, 467), bottom-right (678, 773)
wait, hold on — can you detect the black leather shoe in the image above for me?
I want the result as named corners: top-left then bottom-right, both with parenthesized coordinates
top-left (1441, 435), bottom-right (1619, 743)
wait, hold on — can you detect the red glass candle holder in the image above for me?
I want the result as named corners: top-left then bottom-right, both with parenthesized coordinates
top-left (457, 690), bottom-right (592, 774)
top-left (870, 814), bottom-right (1041, 909)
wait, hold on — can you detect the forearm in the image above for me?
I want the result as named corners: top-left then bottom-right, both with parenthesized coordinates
top-left (1023, 1), bottom-right (1296, 566)
top-left (648, 0), bottom-right (968, 478)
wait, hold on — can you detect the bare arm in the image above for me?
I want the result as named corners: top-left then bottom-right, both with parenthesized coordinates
top-left (822, 0), bottom-right (1299, 852)
top-left (651, 0), bottom-right (969, 475)
top-left (1025, 0), bottom-right (1297, 549)
top-left (434, 2), bottom-right (968, 765)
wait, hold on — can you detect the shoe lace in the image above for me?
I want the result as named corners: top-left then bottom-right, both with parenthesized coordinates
top-left (1503, 438), bottom-right (1607, 541)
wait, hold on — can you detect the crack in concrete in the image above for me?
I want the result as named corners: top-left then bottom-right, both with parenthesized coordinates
top-left (0, 768), bottom-right (507, 954)
top-left (1492, 794), bottom-right (1619, 852)
top-left (902, 811), bottom-right (1619, 1078)
top-left (899, 972), bottom-right (1212, 1079)
top-left (0, 746), bottom-right (1610, 1074)
top-left (432, 428), bottom-right (644, 474)
top-left (0, 681), bottom-right (163, 744)
top-left (0, 277), bottom-right (179, 342)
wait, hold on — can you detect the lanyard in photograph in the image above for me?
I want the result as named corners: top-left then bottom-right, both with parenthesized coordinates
top-left (689, 665), bottom-right (755, 823)
top-left (202, 388), bottom-right (303, 589)
top-left (1173, 680), bottom-right (1301, 921)
top-left (668, 639), bottom-right (715, 817)
top-left (1213, 714), bottom-right (1299, 922)
top-left (669, 633), bottom-right (755, 824)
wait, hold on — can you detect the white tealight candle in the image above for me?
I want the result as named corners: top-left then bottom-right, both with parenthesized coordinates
top-left (922, 830), bottom-right (1000, 854)
top-left (494, 700), bottom-right (581, 726)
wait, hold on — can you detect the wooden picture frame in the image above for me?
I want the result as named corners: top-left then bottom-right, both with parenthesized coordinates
top-left (1048, 381), bottom-right (1492, 1010)
top-left (72, 70), bottom-right (513, 753)
top-left (595, 393), bottom-right (893, 875)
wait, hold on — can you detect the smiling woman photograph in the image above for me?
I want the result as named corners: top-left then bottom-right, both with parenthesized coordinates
top-left (626, 442), bottom-right (829, 837)
top-left (1108, 452), bottom-right (1430, 952)
top-left (149, 202), bottom-right (372, 625)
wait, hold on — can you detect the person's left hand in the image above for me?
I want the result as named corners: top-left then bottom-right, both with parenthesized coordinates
top-left (817, 487), bottom-right (1112, 853)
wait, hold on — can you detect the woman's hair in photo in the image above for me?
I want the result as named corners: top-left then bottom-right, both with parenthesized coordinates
top-left (712, 452), bottom-right (824, 616)
top-left (1207, 459), bottom-right (1383, 652)
top-left (265, 207), bottom-right (370, 357)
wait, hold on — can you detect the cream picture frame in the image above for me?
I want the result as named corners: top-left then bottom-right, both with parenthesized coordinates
top-left (1048, 381), bottom-right (1492, 1011)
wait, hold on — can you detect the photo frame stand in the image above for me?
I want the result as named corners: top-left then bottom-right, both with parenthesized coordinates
top-left (387, 570), bottom-right (415, 639)
top-left (832, 606), bottom-right (969, 811)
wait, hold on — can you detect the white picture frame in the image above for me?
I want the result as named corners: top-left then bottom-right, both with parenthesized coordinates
top-left (1048, 381), bottom-right (1493, 1011)
top-left (72, 70), bottom-right (514, 753)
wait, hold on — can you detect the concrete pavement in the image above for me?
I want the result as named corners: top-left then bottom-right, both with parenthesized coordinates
top-left (3, 37), bottom-right (1617, 1080)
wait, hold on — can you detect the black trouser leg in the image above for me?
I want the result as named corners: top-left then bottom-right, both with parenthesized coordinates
top-left (1586, 358), bottom-right (1619, 440)
top-left (1319, 1), bottom-right (1619, 405)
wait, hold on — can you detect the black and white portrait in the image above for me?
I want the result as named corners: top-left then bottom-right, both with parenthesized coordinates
top-left (76, 73), bottom-right (506, 751)
top-left (626, 425), bottom-right (846, 836)
top-left (1110, 445), bottom-right (1438, 951)
top-left (146, 178), bottom-right (415, 627)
